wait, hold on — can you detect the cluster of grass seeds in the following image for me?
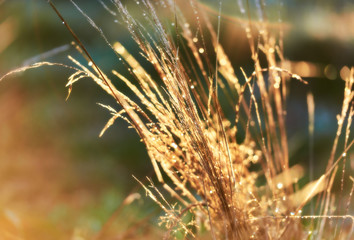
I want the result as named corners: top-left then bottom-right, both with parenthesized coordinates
top-left (1, 0), bottom-right (353, 239)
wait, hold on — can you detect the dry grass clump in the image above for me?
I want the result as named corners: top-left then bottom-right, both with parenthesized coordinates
top-left (2, 0), bottom-right (353, 239)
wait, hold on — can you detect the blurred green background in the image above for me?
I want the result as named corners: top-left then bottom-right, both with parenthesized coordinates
top-left (0, 0), bottom-right (353, 239)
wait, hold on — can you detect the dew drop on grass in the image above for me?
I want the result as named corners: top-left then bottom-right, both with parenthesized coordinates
top-left (88, 61), bottom-right (93, 66)
top-left (220, 58), bottom-right (227, 66)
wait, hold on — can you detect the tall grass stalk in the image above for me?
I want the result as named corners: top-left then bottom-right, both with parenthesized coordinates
top-left (1, 0), bottom-right (353, 239)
